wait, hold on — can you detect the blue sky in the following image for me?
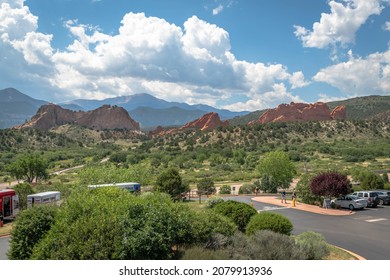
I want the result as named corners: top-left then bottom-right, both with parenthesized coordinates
top-left (0, 0), bottom-right (389, 111)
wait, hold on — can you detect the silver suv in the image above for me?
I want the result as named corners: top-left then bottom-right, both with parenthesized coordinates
top-left (351, 191), bottom-right (380, 207)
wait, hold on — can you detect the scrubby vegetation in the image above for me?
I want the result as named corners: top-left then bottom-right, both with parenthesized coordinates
top-left (2, 115), bottom-right (390, 260)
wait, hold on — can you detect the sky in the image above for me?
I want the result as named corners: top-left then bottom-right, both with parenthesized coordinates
top-left (0, 0), bottom-right (390, 111)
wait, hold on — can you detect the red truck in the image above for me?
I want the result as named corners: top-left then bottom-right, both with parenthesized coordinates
top-left (0, 189), bottom-right (19, 225)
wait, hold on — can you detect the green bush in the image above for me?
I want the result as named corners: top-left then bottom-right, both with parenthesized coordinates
top-left (295, 231), bottom-right (329, 260)
top-left (213, 200), bottom-right (257, 232)
top-left (31, 188), bottom-right (131, 260)
top-left (239, 183), bottom-right (255, 194)
top-left (27, 189), bottom-right (234, 260)
top-left (8, 205), bottom-right (58, 260)
top-left (227, 231), bottom-right (306, 260)
top-left (184, 210), bottom-right (237, 249)
top-left (206, 195), bottom-right (224, 208)
top-left (219, 185), bottom-right (231, 194)
top-left (246, 212), bottom-right (293, 236)
top-left (12, 182), bottom-right (34, 210)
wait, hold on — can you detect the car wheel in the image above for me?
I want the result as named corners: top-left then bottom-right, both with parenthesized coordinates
top-left (349, 204), bottom-right (354, 210)
top-left (379, 199), bottom-right (384, 206)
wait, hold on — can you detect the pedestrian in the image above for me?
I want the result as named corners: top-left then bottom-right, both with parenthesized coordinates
top-left (281, 190), bottom-right (286, 204)
top-left (292, 191), bottom-right (297, 207)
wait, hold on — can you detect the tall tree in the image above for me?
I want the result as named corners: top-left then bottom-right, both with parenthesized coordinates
top-left (155, 168), bottom-right (189, 200)
top-left (197, 178), bottom-right (216, 203)
top-left (257, 151), bottom-right (296, 190)
top-left (7, 153), bottom-right (48, 183)
top-left (197, 178), bottom-right (216, 196)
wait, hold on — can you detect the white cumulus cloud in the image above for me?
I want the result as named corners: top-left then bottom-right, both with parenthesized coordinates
top-left (0, 0), bottom-right (309, 110)
top-left (294, 0), bottom-right (385, 49)
top-left (313, 49), bottom-right (390, 96)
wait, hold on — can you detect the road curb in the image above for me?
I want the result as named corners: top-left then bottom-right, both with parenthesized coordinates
top-left (333, 245), bottom-right (366, 260)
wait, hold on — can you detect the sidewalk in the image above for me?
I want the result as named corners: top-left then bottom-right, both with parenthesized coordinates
top-left (252, 195), bottom-right (355, 216)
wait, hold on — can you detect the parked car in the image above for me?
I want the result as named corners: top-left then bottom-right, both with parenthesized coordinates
top-left (331, 195), bottom-right (368, 210)
top-left (351, 191), bottom-right (380, 207)
top-left (372, 190), bottom-right (390, 205)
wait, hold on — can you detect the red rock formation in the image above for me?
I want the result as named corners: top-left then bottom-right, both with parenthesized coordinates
top-left (150, 112), bottom-right (229, 136)
top-left (330, 105), bottom-right (347, 120)
top-left (301, 102), bottom-right (332, 121)
top-left (17, 104), bottom-right (140, 131)
top-left (251, 102), bottom-right (346, 125)
top-left (181, 112), bottom-right (229, 131)
top-left (76, 105), bottom-right (140, 130)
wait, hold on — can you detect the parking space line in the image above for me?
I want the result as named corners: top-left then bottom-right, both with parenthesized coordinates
top-left (258, 206), bottom-right (289, 212)
top-left (365, 218), bottom-right (387, 223)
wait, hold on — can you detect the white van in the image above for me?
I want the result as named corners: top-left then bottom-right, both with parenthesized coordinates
top-left (27, 191), bottom-right (61, 208)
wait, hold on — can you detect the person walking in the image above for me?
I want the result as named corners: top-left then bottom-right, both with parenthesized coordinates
top-left (292, 191), bottom-right (297, 207)
top-left (281, 190), bottom-right (287, 204)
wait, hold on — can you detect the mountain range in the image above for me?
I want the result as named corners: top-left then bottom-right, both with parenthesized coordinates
top-left (0, 88), bottom-right (47, 129)
top-left (1, 87), bottom-right (390, 130)
top-left (0, 88), bottom-right (248, 129)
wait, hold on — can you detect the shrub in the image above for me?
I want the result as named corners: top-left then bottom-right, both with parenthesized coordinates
top-left (8, 205), bottom-right (58, 260)
top-left (212, 200), bottom-right (257, 232)
top-left (187, 209), bottom-right (237, 247)
top-left (28, 190), bottom-right (234, 260)
top-left (227, 231), bottom-right (306, 260)
top-left (246, 212), bottom-right (293, 236)
top-left (239, 183), bottom-right (255, 194)
top-left (295, 231), bottom-right (329, 260)
top-left (12, 182), bottom-right (34, 210)
top-left (206, 195), bottom-right (224, 208)
top-left (295, 174), bottom-right (320, 205)
top-left (180, 246), bottom-right (229, 260)
top-left (219, 185), bottom-right (231, 194)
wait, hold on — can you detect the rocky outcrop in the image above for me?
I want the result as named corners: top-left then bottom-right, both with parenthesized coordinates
top-left (330, 105), bottom-right (347, 120)
top-left (250, 102), bottom-right (347, 124)
top-left (150, 112), bottom-right (228, 136)
top-left (17, 104), bottom-right (140, 131)
top-left (181, 112), bottom-right (229, 131)
top-left (75, 105), bottom-right (140, 130)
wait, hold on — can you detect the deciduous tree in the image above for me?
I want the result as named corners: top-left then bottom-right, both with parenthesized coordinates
top-left (257, 151), bottom-right (296, 190)
top-left (7, 153), bottom-right (48, 183)
top-left (155, 168), bottom-right (189, 200)
top-left (310, 172), bottom-right (351, 198)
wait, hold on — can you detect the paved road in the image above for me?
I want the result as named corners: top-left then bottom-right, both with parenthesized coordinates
top-left (229, 196), bottom-right (390, 260)
top-left (0, 236), bottom-right (10, 260)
